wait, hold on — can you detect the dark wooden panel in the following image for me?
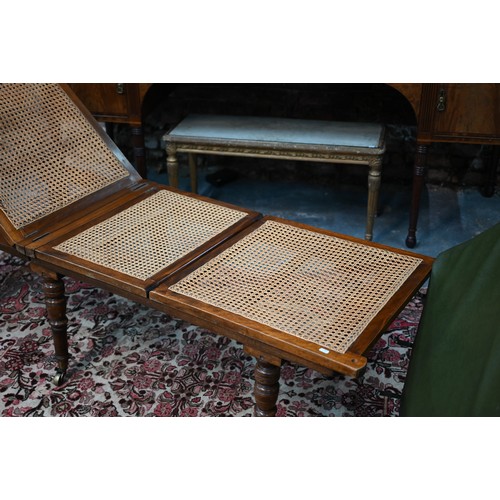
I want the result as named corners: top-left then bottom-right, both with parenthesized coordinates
top-left (68, 83), bottom-right (129, 118)
top-left (430, 83), bottom-right (500, 141)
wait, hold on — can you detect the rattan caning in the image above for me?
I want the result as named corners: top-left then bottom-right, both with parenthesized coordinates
top-left (54, 190), bottom-right (248, 280)
top-left (0, 83), bottom-right (129, 229)
top-left (169, 220), bottom-right (423, 354)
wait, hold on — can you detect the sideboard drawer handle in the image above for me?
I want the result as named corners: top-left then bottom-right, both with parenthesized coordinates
top-left (437, 88), bottom-right (446, 112)
top-left (116, 83), bottom-right (125, 95)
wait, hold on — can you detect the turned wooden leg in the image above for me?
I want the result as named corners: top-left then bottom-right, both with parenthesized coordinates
top-left (188, 153), bottom-right (198, 194)
top-left (131, 125), bottom-right (147, 178)
top-left (40, 272), bottom-right (69, 385)
top-left (366, 156), bottom-right (382, 241)
top-left (254, 357), bottom-right (281, 417)
top-left (166, 142), bottom-right (179, 188)
top-left (406, 143), bottom-right (428, 248)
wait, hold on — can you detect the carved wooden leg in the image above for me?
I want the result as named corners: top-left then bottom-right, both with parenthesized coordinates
top-left (254, 357), bottom-right (281, 417)
top-left (166, 142), bottom-right (179, 188)
top-left (188, 153), bottom-right (198, 194)
top-left (406, 143), bottom-right (428, 248)
top-left (41, 273), bottom-right (69, 385)
top-left (366, 157), bottom-right (382, 241)
top-left (131, 125), bottom-right (146, 178)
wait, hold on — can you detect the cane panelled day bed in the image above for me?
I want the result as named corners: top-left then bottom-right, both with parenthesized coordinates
top-left (0, 83), bottom-right (434, 416)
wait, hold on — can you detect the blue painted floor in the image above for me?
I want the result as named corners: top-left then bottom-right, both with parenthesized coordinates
top-left (150, 159), bottom-right (500, 258)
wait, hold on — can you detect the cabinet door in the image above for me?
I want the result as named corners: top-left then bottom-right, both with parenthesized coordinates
top-left (430, 84), bottom-right (500, 142)
top-left (69, 84), bottom-right (129, 120)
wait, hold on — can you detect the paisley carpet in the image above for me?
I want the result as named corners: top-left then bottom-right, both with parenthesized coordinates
top-left (0, 250), bottom-right (426, 417)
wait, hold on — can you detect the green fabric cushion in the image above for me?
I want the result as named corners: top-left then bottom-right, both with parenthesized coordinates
top-left (400, 222), bottom-right (500, 416)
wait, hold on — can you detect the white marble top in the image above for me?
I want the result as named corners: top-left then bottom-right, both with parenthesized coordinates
top-left (167, 114), bottom-right (384, 149)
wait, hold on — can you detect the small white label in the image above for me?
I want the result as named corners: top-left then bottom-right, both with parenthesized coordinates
top-left (319, 347), bottom-right (330, 354)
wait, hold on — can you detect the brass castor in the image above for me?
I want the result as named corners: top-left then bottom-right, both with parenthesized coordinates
top-left (53, 370), bottom-right (66, 386)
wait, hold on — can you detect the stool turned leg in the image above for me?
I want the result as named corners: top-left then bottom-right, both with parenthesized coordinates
top-left (366, 157), bottom-right (382, 241)
top-left (166, 142), bottom-right (179, 188)
top-left (188, 153), bottom-right (198, 194)
top-left (41, 273), bottom-right (69, 386)
top-left (254, 357), bottom-right (281, 417)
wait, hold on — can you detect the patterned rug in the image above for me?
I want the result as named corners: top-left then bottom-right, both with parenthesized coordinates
top-left (0, 250), bottom-right (426, 417)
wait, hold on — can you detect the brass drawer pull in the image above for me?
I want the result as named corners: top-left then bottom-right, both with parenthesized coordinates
top-left (437, 88), bottom-right (446, 112)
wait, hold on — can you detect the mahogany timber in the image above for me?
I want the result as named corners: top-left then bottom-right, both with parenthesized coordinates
top-left (0, 84), bottom-right (435, 416)
top-left (150, 216), bottom-right (434, 379)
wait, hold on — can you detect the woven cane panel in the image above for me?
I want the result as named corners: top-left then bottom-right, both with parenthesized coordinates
top-left (170, 221), bottom-right (423, 354)
top-left (55, 190), bottom-right (247, 281)
top-left (0, 83), bottom-right (129, 229)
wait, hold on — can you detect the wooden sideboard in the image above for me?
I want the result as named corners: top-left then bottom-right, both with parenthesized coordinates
top-left (390, 83), bottom-right (500, 246)
top-left (68, 83), bottom-right (500, 248)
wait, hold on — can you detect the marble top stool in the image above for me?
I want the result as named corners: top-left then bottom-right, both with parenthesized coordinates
top-left (163, 114), bottom-right (385, 240)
